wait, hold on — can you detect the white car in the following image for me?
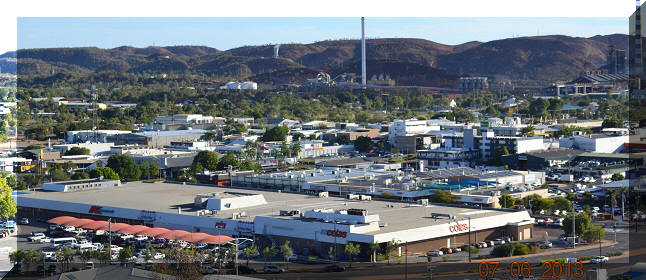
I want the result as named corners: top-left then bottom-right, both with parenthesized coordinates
top-left (28, 232), bottom-right (46, 242)
top-left (590, 256), bottom-right (609, 263)
top-left (153, 252), bottom-right (165, 260)
top-left (110, 245), bottom-right (123, 252)
top-left (93, 243), bottom-right (104, 251)
top-left (43, 251), bottom-right (56, 261)
top-left (427, 250), bottom-right (443, 257)
top-left (62, 226), bottom-right (75, 232)
top-left (38, 237), bottom-right (52, 243)
top-left (493, 239), bottom-right (505, 245)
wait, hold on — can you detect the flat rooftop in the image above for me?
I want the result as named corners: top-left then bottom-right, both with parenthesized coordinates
top-left (18, 181), bottom-right (520, 234)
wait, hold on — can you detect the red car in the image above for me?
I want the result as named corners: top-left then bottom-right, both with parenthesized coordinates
top-left (440, 247), bottom-right (453, 254)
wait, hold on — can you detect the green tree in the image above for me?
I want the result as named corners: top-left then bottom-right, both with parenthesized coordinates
top-left (562, 213), bottom-right (591, 237)
top-left (262, 126), bottom-right (289, 142)
top-left (491, 146), bottom-right (510, 166)
top-left (107, 155), bottom-right (141, 181)
top-left (280, 141), bottom-right (290, 157)
top-left (71, 171), bottom-right (90, 180)
top-left (552, 197), bottom-right (572, 211)
top-left (240, 160), bottom-right (261, 173)
top-left (582, 226), bottom-right (606, 243)
top-left (521, 125), bottom-right (535, 137)
top-left (200, 131), bottom-right (218, 142)
top-left (89, 167), bottom-right (120, 180)
top-left (384, 240), bottom-right (400, 265)
top-left (243, 245), bottom-right (259, 266)
top-left (56, 247), bottom-right (74, 272)
top-left (64, 147), bottom-right (90, 156)
top-left (281, 240), bottom-right (293, 269)
top-left (216, 152), bottom-right (240, 170)
top-left (529, 98), bottom-right (549, 118)
top-left (611, 173), bottom-right (625, 181)
top-left (262, 244), bottom-right (276, 265)
top-left (0, 177), bottom-right (17, 221)
top-left (139, 161), bottom-right (160, 179)
top-left (192, 150), bottom-right (218, 171)
top-left (499, 194), bottom-right (516, 208)
top-left (354, 136), bottom-right (373, 153)
top-left (602, 118), bottom-right (623, 128)
top-left (290, 143), bottom-right (302, 158)
top-left (344, 243), bottom-right (361, 267)
top-left (336, 134), bottom-right (350, 145)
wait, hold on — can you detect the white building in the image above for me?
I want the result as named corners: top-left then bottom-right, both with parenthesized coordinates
top-left (222, 81), bottom-right (258, 90)
top-left (52, 143), bottom-right (115, 156)
top-left (155, 114), bottom-right (215, 125)
top-left (388, 119), bottom-right (442, 146)
top-left (559, 132), bottom-right (628, 154)
top-left (66, 130), bottom-right (131, 144)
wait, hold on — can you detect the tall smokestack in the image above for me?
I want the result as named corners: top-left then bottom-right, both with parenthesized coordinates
top-left (361, 17), bottom-right (366, 86)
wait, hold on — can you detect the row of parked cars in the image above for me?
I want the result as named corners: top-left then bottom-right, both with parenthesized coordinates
top-left (427, 237), bottom-right (513, 256)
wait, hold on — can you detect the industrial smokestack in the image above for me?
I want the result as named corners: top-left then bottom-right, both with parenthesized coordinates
top-left (361, 17), bottom-right (366, 86)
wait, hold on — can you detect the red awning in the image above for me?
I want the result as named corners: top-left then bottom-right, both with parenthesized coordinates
top-left (62, 218), bottom-right (95, 227)
top-left (137, 227), bottom-right (170, 238)
top-left (81, 220), bottom-right (109, 230)
top-left (198, 235), bottom-right (234, 245)
top-left (179, 232), bottom-right (212, 243)
top-left (117, 225), bottom-right (150, 235)
top-left (97, 223), bottom-right (131, 232)
top-left (47, 216), bottom-right (78, 225)
top-left (157, 230), bottom-right (191, 240)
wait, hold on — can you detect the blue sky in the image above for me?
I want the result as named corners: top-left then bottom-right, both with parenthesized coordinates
top-left (17, 17), bottom-right (627, 50)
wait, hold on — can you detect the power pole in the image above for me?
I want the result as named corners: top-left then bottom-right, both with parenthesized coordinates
top-left (572, 202), bottom-right (576, 248)
top-left (235, 238), bottom-right (239, 275)
top-left (108, 218), bottom-right (112, 260)
top-left (468, 216), bottom-right (471, 263)
top-left (405, 241), bottom-right (408, 280)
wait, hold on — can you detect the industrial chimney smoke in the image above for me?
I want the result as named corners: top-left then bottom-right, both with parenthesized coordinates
top-left (361, 17), bottom-right (367, 86)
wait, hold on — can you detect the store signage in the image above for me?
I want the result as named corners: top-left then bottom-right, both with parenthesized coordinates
top-left (88, 206), bottom-right (113, 215)
top-left (449, 223), bottom-right (469, 233)
top-left (326, 230), bottom-right (347, 238)
top-left (215, 222), bottom-right (227, 229)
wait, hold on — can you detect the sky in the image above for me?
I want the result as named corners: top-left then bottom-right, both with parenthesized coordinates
top-left (15, 17), bottom-right (628, 52)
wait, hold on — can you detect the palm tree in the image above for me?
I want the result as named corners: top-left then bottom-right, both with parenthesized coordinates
top-left (608, 189), bottom-right (618, 220)
top-left (344, 243), bottom-right (360, 267)
top-left (243, 245), bottom-right (259, 266)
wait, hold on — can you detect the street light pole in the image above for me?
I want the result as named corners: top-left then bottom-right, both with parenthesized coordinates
top-left (468, 216), bottom-right (471, 263)
top-left (572, 203), bottom-right (576, 249)
top-left (108, 218), bottom-right (112, 259)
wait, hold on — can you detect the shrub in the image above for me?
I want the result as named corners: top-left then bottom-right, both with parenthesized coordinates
top-left (512, 243), bottom-right (530, 256)
top-left (442, 255), bottom-right (450, 262)
top-left (492, 244), bottom-right (514, 257)
top-left (529, 244), bottom-right (541, 254)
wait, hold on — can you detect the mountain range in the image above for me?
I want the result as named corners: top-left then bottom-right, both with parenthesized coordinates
top-left (5, 34), bottom-right (627, 86)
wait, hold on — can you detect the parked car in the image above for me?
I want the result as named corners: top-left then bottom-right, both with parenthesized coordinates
top-left (18, 218), bottom-right (29, 225)
top-left (590, 256), bottom-right (609, 264)
top-left (109, 245), bottom-right (123, 253)
top-left (28, 232), bottom-right (46, 242)
top-left (153, 252), bottom-right (165, 260)
top-left (264, 265), bottom-right (285, 273)
top-left (202, 266), bottom-right (218, 274)
top-left (450, 247), bottom-right (462, 252)
top-left (479, 242), bottom-right (488, 248)
top-left (487, 241), bottom-right (495, 247)
top-left (288, 254), bottom-right (298, 261)
top-left (539, 241), bottom-right (553, 249)
top-left (92, 243), bottom-right (104, 251)
top-left (440, 247), bottom-right (452, 254)
top-left (493, 238), bottom-right (505, 245)
top-left (62, 226), bottom-right (75, 232)
top-left (84, 262), bottom-right (94, 270)
top-left (325, 264), bottom-right (346, 272)
top-left (238, 265), bottom-right (257, 274)
top-left (43, 251), bottom-right (56, 261)
top-left (196, 243), bottom-right (208, 249)
top-left (427, 250), bottom-right (443, 257)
